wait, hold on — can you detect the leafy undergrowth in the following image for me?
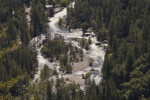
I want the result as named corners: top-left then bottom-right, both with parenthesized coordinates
top-left (0, 73), bottom-right (27, 99)
top-left (41, 35), bottom-right (83, 73)
top-left (0, 38), bottom-right (22, 61)
top-left (0, 26), bottom-right (7, 38)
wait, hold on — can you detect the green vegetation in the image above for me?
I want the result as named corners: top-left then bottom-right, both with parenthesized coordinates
top-left (48, 0), bottom-right (71, 7)
top-left (67, 0), bottom-right (150, 99)
top-left (67, 0), bottom-right (108, 41)
top-left (41, 36), bottom-right (82, 73)
top-left (30, 0), bottom-right (47, 37)
top-left (0, 73), bottom-right (28, 99)
top-left (0, 0), bottom-right (42, 82)
top-left (41, 36), bottom-right (69, 60)
top-left (21, 77), bottom-right (84, 100)
top-left (80, 38), bottom-right (90, 50)
top-left (0, 44), bottom-right (37, 81)
top-left (60, 0), bottom-right (69, 7)
top-left (0, 27), bottom-right (7, 38)
top-left (81, 22), bottom-right (89, 33)
top-left (88, 37), bottom-right (92, 44)
top-left (58, 18), bottom-right (63, 27)
top-left (0, 0), bottom-right (48, 99)
top-left (40, 65), bottom-right (52, 81)
top-left (59, 18), bottom-right (66, 28)
top-left (48, 0), bottom-right (54, 5)
top-left (60, 63), bottom-right (72, 73)
top-left (89, 58), bottom-right (93, 66)
top-left (82, 73), bottom-right (91, 79)
top-left (49, 7), bottom-right (54, 17)
top-left (1, 0), bottom-right (150, 99)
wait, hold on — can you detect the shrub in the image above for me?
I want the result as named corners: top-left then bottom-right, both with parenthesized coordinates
top-left (60, 0), bottom-right (68, 7)
top-left (89, 59), bottom-right (93, 66)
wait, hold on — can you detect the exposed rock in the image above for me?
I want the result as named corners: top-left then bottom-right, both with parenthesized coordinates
top-left (45, 5), bottom-right (53, 9)
top-left (90, 68), bottom-right (95, 71)
top-left (54, 8), bottom-right (61, 13)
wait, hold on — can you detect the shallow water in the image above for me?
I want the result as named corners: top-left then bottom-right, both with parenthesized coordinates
top-left (30, 2), bottom-right (106, 86)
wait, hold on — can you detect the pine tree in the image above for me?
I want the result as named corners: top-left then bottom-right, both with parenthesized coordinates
top-left (46, 81), bottom-right (52, 100)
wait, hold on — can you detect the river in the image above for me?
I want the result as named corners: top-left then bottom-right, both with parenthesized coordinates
top-left (30, 2), bottom-right (106, 88)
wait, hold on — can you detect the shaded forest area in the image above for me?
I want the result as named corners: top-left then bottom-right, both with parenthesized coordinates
top-left (0, 0), bottom-right (47, 99)
top-left (67, 0), bottom-right (150, 100)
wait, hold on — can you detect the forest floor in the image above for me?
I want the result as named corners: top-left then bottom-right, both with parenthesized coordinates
top-left (65, 56), bottom-right (90, 86)
top-left (72, 56), bottom-right (90, 71)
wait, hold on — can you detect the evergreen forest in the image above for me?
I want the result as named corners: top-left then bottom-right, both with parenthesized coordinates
top-left (0, 0), bottom-right (150, 100)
